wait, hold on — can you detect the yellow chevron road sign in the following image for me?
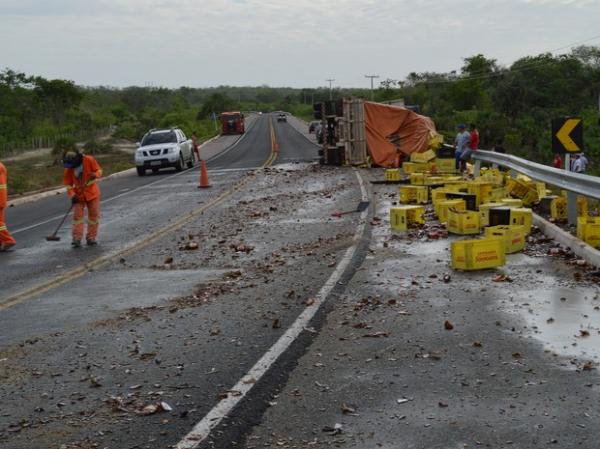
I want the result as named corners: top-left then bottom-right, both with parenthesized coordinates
top-left (552, 117), bottom-right (583, 154)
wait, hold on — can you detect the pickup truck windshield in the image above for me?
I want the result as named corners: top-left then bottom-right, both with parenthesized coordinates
top-left (142, 131), bottom-right (177, 146)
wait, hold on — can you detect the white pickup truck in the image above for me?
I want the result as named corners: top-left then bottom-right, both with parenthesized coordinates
top-left (135, 128), bottom-right (195, 176)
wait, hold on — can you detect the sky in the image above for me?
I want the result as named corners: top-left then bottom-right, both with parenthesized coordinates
top-left (1, 0), bottom-right (600, 89)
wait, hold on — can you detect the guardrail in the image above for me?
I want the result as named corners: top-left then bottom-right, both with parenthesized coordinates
top-left (471, 149), bottom-right (598, 224)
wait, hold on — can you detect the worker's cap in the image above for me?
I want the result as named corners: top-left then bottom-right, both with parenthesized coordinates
top-left (457, 124), bottom-right (466, 129)
top-left (62, 150), bottom-right (83, 168)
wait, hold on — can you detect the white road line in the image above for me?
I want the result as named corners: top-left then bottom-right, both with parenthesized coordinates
top-left (175, 169), bottom-right (369, 449)
top-left (11, 119), bottom-right (263, 235)
top-left (11, 167), bottom-right (198, 235)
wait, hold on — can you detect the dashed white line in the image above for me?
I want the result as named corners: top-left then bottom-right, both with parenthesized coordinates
top-left (175, 169), bottom-right (369, 449)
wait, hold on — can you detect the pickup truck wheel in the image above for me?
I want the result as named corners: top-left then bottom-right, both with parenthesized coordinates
top-left (175, 154), bottom-right (184, 172)
top-left (136, 167), bottom-right (146, 176)
top-left (186, 152), bottom-right (194, 168)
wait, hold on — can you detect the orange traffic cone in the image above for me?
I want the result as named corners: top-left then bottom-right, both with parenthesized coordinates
top-left (198, 160), bottom-right (211, 188)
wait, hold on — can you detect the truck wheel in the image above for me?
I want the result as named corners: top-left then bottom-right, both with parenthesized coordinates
top-left (186, 152), bottom-right (194, 168)
top-left (136, 167), bottom-right (146, 176)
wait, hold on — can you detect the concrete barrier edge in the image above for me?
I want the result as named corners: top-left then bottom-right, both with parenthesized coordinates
top-left (533, 212), bottom-right (600, 267)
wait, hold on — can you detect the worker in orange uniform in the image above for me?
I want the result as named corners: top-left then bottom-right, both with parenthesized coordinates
top-left (0, 161), bottom-right (17, 252)
top-left (62, 149), bottom-right (102, 248)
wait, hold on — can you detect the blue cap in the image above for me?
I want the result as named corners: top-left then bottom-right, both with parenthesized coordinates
top-left (457, 124), bottom-right (465, 129)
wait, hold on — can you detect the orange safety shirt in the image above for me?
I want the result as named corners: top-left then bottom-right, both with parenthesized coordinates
top-left (0, 162), bottom-right (8, 208)
top-left (63, 155), bottom-right (103, 202)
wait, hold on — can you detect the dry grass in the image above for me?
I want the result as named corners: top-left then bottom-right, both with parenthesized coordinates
top-left (4, 151), bottom-right (134, 197)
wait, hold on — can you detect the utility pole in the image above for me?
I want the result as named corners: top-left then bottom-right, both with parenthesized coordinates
top-left (326, 79), bottom-right (335, 101)
top-left (365, 74), bottom-right (380, 101)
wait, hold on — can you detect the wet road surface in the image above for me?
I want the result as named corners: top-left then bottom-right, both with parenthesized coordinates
top-left (2, 118), bottom-right (599, 449)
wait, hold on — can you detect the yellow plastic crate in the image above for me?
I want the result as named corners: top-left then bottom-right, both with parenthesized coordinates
top-left (484, 225), bottom-right (526, 254)
top-left (434, 158), bottom-right (457, 174)
top-left (399, 185), bottom-right (429, 204)
top-left (489, 187), bottom-right (509, 202)
top-left (467, 182), bottom-right (493, 208)
top-left (437, 199), bottom-right (466, 222)
top-left (509, 208), bottom-right (533, 234)
top-left (451, 237), bottom-right (506, 270)
top-left (553, 195), bottom-right (588, 218)
top-left (577, 217), bottom-right (600, 248)
top-left (578, 197), bottom-right (588, 217)
top-left (410, 173), bottom-right (425, 185)
top-left (402, 162), bottom-right (416, 174)
top-left (424, 176), bottom-right (446, 186)
top-left (431, 188), bottom-right (451, 208)
top-left (550, 196), bottom-right (567, 220)
top-left (385, 169), bottom-right (402, 181)
top-left (479, 202), bottom-right (507, 227)
top-left (478, 169), bottom-right (505, 186)
top-left (447, 209), bottom-right (481, 235)
top-left (500, 198), bottom-right (523, 208)
top-left (390, 206), bottom-right (425, 232)
top-left (410, 149), bottom-right (436, 163)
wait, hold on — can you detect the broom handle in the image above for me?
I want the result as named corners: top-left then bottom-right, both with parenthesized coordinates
top-left (50, 203), bottom-right (74, 237)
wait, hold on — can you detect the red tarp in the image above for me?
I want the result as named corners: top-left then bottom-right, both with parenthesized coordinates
top-left (364, 101), bottom-right (437, 168)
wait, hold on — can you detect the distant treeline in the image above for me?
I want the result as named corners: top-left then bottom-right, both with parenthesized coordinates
top-left (376, 45), bottom-right (600, 166)
top-left (2, 46), bottom-right (599, 167)
top-left (0, 71), bottom-right (370, 156)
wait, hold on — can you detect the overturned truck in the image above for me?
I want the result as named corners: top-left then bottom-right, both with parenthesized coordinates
top-left (315, 99), bottom-right (442, 167)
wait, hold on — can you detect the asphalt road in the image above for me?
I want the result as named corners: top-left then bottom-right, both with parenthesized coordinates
top-left (4, 116), bottom-right (598, 449)
top-left (0, 114), bottom-right (357, 449)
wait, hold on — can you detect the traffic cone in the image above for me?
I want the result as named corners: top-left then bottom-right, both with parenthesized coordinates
top-left (198, 160), bottom-right (211, 188)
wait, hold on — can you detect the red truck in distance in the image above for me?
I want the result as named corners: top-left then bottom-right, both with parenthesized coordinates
top-left (220, 112), bottom-right (245, 135)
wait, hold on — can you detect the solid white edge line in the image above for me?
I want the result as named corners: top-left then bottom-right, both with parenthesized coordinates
top-left (175, 169), bottom-right (369, 449)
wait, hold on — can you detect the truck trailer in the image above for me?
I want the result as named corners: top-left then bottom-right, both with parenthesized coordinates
top-left (220, 112), bottom-right (245, 135)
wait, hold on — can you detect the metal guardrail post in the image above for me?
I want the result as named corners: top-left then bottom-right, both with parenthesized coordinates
top-left (472, 150), bottom-right (600, 226)
top-left (473, 160), bottom-right (481, 177)
top-left (564, 154), bottom-right (577, 226)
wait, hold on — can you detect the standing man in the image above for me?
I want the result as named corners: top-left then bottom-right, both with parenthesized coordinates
top-left (460, 123), bottom-right (479, 173)
top-left (572, 154), bottom-right (583, 173)
top-left (191, 131), bottom-right (200, 162)
top-left (454, 124), bottom-right (470, 171)
top-left (579, 152), bottom-right (588, 173)
top-left (0, 160), bottom-right (16, 252)
top-left (553, 153), bottom-right (563, 169)
top-left (63, 148), bottom-right (102, 248)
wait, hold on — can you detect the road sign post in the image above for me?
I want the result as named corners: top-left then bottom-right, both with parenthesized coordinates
top-left (552, 117), bottom-right (584, 225)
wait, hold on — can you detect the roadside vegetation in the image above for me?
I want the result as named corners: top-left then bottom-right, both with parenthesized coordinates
top-left (1, 45), bottom-right (599, 194)
top-left (373, 46), bottom-right (600, 170)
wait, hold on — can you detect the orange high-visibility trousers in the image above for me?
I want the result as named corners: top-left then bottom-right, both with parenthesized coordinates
top-left (72, 198), bottom-right (100, 241)
top-left (0, 207), bottom-right (16, 246)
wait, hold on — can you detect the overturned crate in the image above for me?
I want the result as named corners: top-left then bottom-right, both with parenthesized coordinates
top-left (400, 185), bottom-right (428, 204)
top-left (479, 202), bottom-right (507, 227)
top-left (484, 225), bottom-right (526, 254)
top-left (385, 169), bottom-right (402, 182)
top-left (489, 207), bottom-right (533, 234)
top-left (451, 237), bottom-right (506, 270)
top-left (437, 199), bottom-right (466, 223)
top-left (577, 217), bottom-right (600, 248)
top-left (390, 206), bottom-right (425, 232)
top-left (447, 209), bottom-right (481, 235)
